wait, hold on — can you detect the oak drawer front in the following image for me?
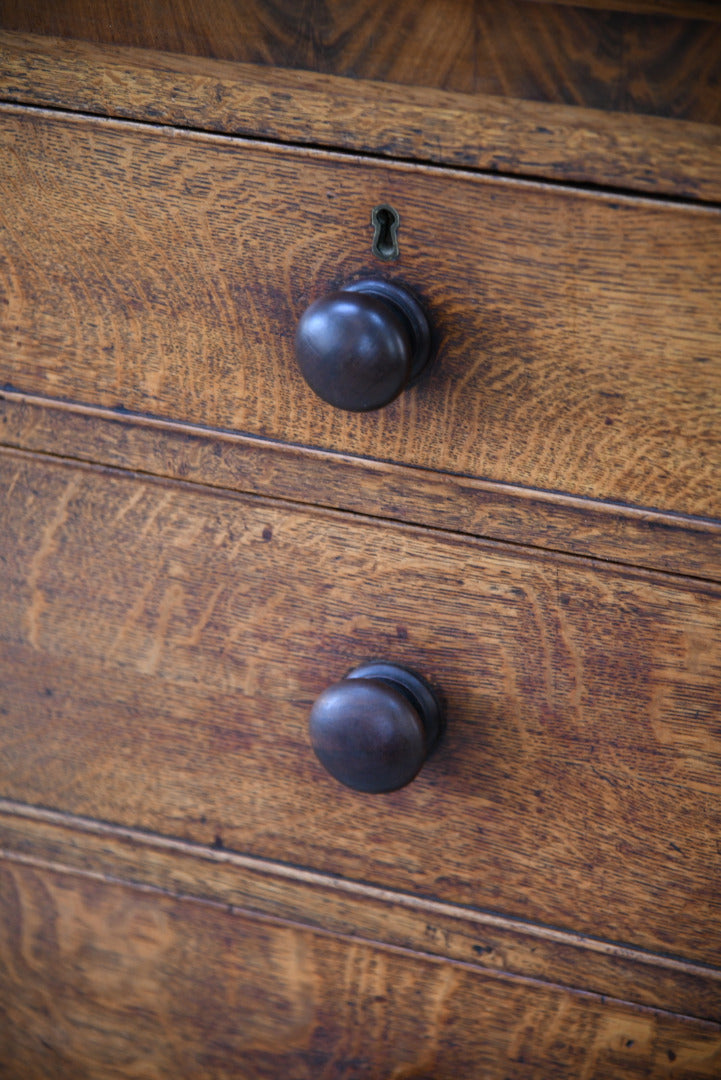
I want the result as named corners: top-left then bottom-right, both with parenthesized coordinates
top-left (2, 451), bottom-right (720, 968)
top-left (2, 108), bottom-right (720, 521)
top-left (4, 862), bottom-right (720, 1080)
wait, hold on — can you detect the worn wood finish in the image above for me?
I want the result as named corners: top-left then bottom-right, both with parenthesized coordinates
top-left (1, 860), bottom-right (720, 1079)
top-left (3, 393), bottom-right (720, 582)
top-left (2, 801), bottom-right (721, 1022)
top-left (2, 451), bottom-right (720, 967)
top-left (2, 108), bottom-right (720, 520)
top-left (3, 35), bottom-right (721, 203)
top-left (2, 1), bottom-right (720, 122)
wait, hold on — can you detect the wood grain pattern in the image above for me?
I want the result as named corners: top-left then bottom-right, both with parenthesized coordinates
top-left (1, 0), bottom-right (720, 121)
top-left (2, 107), bottom-right (720, 519)
top-left (1, 860), bottom-right (721, 1079)
top-left (529, 1), bottom-right (721, 18)
top-left (2, 450), bottom-right (720, 968)
top-left (2, 801), bottom-right (721, 1021)
top-left (2, 2), bottom-right (719, 1064)
top-left (3, 391), bottom-right (720, 582)
top-left (3, 33), bottom-right (721, 203)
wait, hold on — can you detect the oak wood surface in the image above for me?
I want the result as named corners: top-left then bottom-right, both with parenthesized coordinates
top-left (2, 107), bottom-right (720, 520)
top-left (3, 392), bottom-right (720, 582)
top-left (2, 801), bottom-right (720, 1022)
top-left (3, 35), bottom-right (721, 204)
top-left (2, 0), bottom-right (720, 122)
top-left (2, 2), bottom-right (719, 1066)
top-left (1, 860), bottom-right (721, 1079)
top-left (2, 451), bottom-right (720, 969)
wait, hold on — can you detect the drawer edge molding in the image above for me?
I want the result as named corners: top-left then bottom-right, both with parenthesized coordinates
top-left (2, 392), bottom-right (719, 582)
top-left (3, 858), bottom-right (721, 1078)
top-left (1, 798), bottom-right (720, 1023)
top-left (1, 31), bottom-right (721, 203)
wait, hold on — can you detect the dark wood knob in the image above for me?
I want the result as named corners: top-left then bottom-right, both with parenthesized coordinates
top-left (295, 279), bottom-right (432, 411)
top-left (309, 662), bottom-right (443, 793)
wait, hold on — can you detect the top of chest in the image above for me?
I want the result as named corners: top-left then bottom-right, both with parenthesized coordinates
top-left (2, 0), bottom-right (721, 199)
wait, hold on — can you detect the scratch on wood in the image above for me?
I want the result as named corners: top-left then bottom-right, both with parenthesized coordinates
top-left (138, 580), bottom-right (186, 675)
top-left (137, 490), bottom-right (173, 539)
top-left (4, 465), bottom-right (23, 501)
top-left (110, 576), bottom-right (156, 657)
top-left (178, 581), bottom-right (224, 648)
top-left (112, 486), bottom-right (145, 525)
top-left (25, 474), bottom-right (80, 648)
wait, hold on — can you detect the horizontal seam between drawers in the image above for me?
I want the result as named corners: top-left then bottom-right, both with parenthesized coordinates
top-left (5, 845), bottom-right (720, 1030)
top-left (2, 434), bottom-right (720, 590)
top-left (1, 797), bottom-right (719, 997)
top-left (1, 98), bottom-right (721, 213)
top-left (3, 391), bottom-right (720, 536)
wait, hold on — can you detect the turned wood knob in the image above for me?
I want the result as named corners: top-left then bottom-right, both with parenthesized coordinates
top-left (309, 662), bottom-right (443, 793)
top-left (295, 279), bottom-right (432, 411)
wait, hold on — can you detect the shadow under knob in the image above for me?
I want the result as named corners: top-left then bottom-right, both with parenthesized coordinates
top-left (309, 661), bottom-right (443, 793)
top-left (295, 279), bottom-right (432, 411)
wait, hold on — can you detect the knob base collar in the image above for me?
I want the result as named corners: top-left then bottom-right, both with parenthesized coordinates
top-left (345, 280), bottom-right (432, 385)
top-left (346, 661), bottom-right (442, 752)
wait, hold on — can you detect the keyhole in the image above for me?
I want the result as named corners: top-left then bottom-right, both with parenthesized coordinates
top-left (372, 205), bottom-right (400, 260)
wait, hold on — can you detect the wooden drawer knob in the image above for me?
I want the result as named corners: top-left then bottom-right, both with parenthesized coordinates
top-left (295, 279), bottom-right (432, 411)
top-left (309, 662), bottom-right (443, 793)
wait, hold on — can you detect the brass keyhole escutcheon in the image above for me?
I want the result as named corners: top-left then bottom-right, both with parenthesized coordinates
top-left (372, 205), bottom-right (400, 260)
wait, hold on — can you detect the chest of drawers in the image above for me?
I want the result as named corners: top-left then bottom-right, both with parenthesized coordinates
top-left (1, 3), bottom-right (721, 1076)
